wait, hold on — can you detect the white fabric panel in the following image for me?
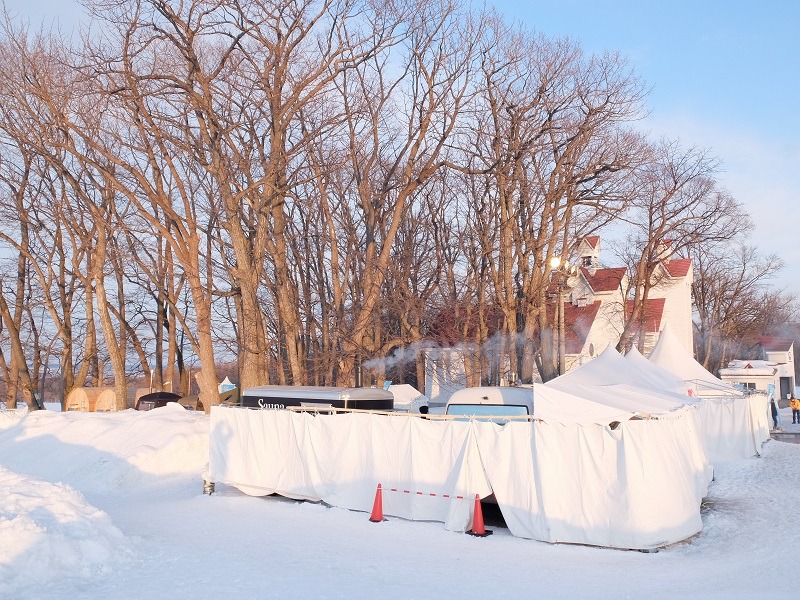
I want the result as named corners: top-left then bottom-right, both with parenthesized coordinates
top-left (699, 396), bottom-right (758, 461)
top-left (474, 421), bottom-right (624, 546)
top-left (209, 408), bottom-right (491, 530)
top-left (747, 394), bottom-right (771, 446)
top-left (615, 416), bottom-right (705, 545)
top-left (531, 383), bottom-right (636, 424)
top-left (209, 406), bottom-right (706, 550)
top-left (208, 407), bottom-right (319, 499)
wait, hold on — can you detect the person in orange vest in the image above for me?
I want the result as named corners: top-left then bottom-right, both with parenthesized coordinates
top-left (789, 393), bottom-right (800, 425)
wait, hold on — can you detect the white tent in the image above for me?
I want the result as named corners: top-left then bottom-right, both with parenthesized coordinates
top-left (544, 340), bottom-right (768, 462)
top-left (625, 345), bottom-right (690, 394)
top-left (387, 384), bottom-right (430, 413)
top-left (548, 344), bottom-right (658, 389)
top-left (547, 345), bottom-right (697, 413)
top-left (532, 384), bottom-right (638, 425)
top-left (648, 324), bottom-right (732, 395)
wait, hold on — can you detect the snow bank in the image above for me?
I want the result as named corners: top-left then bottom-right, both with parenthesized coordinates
top-left (0, 404), bottom-right (209, 494)
top-left (0, 466), bottom-right (130, 595)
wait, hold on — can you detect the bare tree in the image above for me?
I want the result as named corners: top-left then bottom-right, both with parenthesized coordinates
top-left (614, 139), bottom-right (747, 354)
top-left (463, 18), bottom-right (646, 381)
top-left (691, 238), bottom-right (791, 374)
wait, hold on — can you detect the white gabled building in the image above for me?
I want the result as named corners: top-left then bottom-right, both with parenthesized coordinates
top-left (423, 236), bottom-right (697, 402)
top-left (561, 237), bottom-right (694, 369)
top-left (719, 337), bottom-right (796, 399)
top-left (647, 241), bottom-right (694, 354)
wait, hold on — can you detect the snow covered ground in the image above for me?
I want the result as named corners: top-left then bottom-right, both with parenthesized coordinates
top-left (1, 404), bottom-right (798, 599)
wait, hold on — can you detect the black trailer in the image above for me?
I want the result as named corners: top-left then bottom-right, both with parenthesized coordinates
top-left (239, 385), bottom-right (394, 411)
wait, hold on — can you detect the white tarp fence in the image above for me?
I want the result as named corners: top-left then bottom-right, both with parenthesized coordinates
top-left (643, 325), bottom-right (770, 459)
top-left (209, 406), bottom-right (709, 550)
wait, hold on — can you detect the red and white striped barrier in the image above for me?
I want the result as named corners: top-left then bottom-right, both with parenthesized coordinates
top-left (386, 487), bottom-right (465, 500)
top-left (368, 483), bottom-right (491, 536)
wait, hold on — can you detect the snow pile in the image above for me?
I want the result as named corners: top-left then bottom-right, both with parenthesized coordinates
top-left (0, 403), bottom-right (209, 494)
top-left (0, 405), bottom-right (208, 598)
top-left (0, 466), bottom-right (129, 595)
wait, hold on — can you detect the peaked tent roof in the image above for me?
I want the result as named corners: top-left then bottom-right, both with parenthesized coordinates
top-left (648, 324), bottom-right (732, 392)
top-left (548, 344), bottom-right (654, 389)
top-left (625, 345), bottom-right (688, 394)
top-left (545, 344), bottom-right (697, 414)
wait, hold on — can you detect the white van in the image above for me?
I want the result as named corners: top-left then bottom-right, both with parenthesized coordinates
top-left (445, 386), bottom-right (534, 421)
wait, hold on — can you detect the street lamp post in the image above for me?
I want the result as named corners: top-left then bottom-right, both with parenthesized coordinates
top-left (549, 257), bottom-right (579, 376)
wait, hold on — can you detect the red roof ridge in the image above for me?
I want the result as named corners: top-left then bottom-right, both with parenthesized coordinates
top-left (583, 235), bottom-right (600, 249)
top-left (664, 258), bottom-right (692, 278)
top-left (582, 267), bottom-right (626, 293)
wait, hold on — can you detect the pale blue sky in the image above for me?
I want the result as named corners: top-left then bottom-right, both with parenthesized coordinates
top-left (491, 0), bottom-right (800, 290)
top-left (4, 0), bottom-right (799, 289)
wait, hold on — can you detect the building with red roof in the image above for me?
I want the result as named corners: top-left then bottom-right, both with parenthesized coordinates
top-left (556, 236), bottom-right (694, 372)
top-left (424, 234), bottom-right (696, 399)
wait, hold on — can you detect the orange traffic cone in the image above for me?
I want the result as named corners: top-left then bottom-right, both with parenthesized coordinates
top-left (467, 493), bottom-right (492, 537)
top-left (369, 483), bottom-right (385, 522)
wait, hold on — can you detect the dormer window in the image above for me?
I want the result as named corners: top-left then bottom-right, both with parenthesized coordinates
top-left (582, 256), bottom-right (592, 267)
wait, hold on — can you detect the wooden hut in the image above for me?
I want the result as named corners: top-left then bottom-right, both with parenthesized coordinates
top-left (64, 387), bottom-right (117, 412)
